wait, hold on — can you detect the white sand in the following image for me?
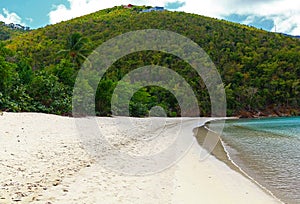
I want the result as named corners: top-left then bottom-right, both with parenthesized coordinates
top-left (0, 113), bottom-right (282, 203)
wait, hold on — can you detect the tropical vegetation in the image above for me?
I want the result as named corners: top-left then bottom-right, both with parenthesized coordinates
top-left (0, 6), bottom-right (299, 117)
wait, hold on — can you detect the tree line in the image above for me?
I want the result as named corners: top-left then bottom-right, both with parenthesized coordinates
top-left (0, 6), bottom-right (299, 117)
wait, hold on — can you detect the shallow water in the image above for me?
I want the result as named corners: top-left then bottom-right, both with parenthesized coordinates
top-left (208, 117), bottom-right (300, 204)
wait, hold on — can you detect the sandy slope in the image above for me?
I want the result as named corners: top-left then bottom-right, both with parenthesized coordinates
top-left (0, 113), bottom-right (281, 203)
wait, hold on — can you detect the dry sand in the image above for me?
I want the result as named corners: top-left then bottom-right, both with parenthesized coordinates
top-left (0, 112), bottom-right (282, 203)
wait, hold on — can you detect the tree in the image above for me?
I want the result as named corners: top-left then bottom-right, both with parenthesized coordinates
top-left (0, 57), bottom-right (17, 95)
top-left (58, 33), bottom-right (89, 68)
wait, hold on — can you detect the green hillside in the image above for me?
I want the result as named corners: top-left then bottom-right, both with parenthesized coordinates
top-left (1, 6), bottom-right (300, 117)
top-left (0, 22), bottom-right (28, 40)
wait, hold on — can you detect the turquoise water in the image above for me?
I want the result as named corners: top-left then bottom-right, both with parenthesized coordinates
top-left (212, 117), bottom-right (300, 204)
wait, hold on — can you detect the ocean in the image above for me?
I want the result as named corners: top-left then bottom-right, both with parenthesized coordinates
top-left (203, 117), bottom-right (300, 204)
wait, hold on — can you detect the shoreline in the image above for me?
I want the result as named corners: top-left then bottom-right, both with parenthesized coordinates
top-left (0, 112), bottom-right (282, 203)
top-left (233, 106), bottom-right (300, 118)
top-left (195, 122), bottom-right (284, 204)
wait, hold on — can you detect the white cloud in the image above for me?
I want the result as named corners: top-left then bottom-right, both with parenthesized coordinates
top-left (48, 0), bottom-right (300, 35)
top-left (0, 8), bottom-right (23, 25)
top-left (242, 15), bottom-right (256, 25)
top-left (49, 0), bottom-right (127, 24)
top-left (26, 17), bottom-right (33, 23)
top-left (176, 0), bottom-right (300, 34)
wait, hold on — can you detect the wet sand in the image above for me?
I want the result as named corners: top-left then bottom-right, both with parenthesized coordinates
top-left (195, 124), bottom-right (283, 204)
top-left (195, 126), bottom-right (240, 171)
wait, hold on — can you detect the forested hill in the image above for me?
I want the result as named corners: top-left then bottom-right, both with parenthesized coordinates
top-left (1, 6), bottom-right (300, 117)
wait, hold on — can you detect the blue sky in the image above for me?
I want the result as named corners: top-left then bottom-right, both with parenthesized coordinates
top-left (0, 0), bottom-right (299, 35)
top-left (0, 0), bottom-right (68, 28)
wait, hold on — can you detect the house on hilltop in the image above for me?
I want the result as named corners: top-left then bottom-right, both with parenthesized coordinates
top-left (141, 6), bottom-right (165, 13)
top-left (4, 23), bottom-right (30, 31)
top-left (123, 4), bottom-right (134, 9)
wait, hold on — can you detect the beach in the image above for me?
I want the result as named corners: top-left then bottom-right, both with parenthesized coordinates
top-left (0, 112), bottom-right (282, 203)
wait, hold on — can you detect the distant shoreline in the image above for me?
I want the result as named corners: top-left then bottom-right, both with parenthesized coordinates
top-left (234, 107), bottom-right (300, 118)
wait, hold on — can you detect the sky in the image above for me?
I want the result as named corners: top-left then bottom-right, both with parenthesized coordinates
top-left (0, 0), bottom-right (299, 35)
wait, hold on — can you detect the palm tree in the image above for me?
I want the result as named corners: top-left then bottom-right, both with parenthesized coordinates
top-left (58, 33), bottom-right (89, 68)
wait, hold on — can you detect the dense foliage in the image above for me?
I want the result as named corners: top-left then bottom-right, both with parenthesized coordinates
top-left (1, 6), bottom-right (300, 117)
